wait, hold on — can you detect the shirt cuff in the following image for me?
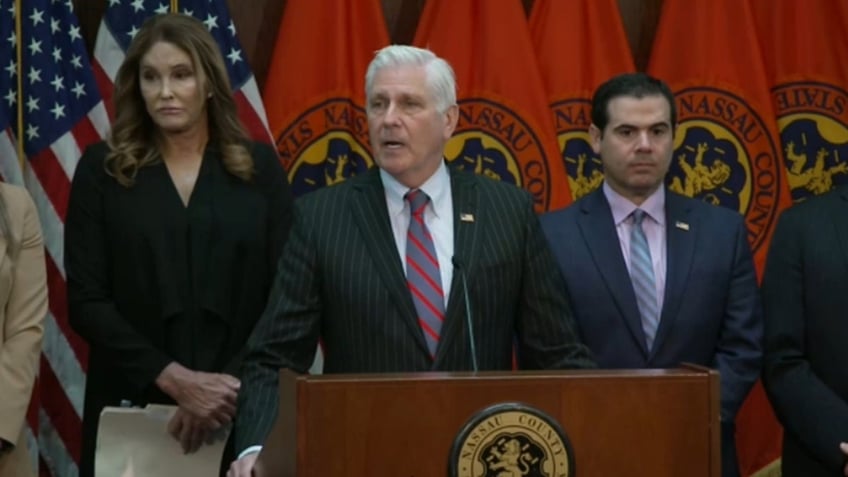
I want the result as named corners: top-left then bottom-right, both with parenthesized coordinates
top-left (238, 445), bottom-right (263, 460)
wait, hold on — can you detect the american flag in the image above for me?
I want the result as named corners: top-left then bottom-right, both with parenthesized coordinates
top-left (92, 0), bottom-right (272, 143)
top-left (0, 0), bottom-right (110, 476)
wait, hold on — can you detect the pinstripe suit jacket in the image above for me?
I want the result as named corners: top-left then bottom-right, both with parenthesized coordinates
top-left (235, 166), bottom-right (594, 450)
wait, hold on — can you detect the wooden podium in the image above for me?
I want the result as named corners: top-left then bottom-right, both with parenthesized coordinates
top-left (257, 367), bottom-right (720, 476)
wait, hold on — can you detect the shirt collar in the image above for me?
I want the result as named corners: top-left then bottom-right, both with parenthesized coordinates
top-left (381, 161), bottom-right (451, 218)
top-left (603, 182), bottom-right (666, 226)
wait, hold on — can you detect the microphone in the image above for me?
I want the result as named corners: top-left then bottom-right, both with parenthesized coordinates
top-left (452, 256), bottom-right (478, 372)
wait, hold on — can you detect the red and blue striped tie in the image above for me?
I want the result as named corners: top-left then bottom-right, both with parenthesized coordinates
top-left (405, 189), bottom-right (445, 356)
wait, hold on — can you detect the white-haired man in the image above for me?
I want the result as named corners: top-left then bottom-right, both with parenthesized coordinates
top-left (227, 45), bottom-right (593, 476)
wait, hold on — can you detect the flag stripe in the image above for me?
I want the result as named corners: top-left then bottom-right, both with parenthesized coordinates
top-left (38, 361), bottom-right (83, 464)
top-left (86, 103), bottom-right (112, 144)
top-left (92, 21), bottom-right (123, 83)
top-left (235, 91), bottom-right (271, 143)
top-left (28, 151), bottom-right (71, 221)
top-left (239, 78), bottom-right (270, 130)
top-left (25, 165), bottom-right (66, 280)
top-left (42, 309), bottom-right (86, 420)
top-left (45, 253), bottom-right (88, 368)
top-left (37, 407), bottom-right (78, 477)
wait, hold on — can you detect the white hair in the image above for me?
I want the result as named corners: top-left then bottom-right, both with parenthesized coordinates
top-left (365, 45), bottom-right (457, 113)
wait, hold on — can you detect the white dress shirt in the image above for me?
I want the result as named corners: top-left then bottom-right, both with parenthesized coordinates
top-left (380, 161), bottom-right (454, 307)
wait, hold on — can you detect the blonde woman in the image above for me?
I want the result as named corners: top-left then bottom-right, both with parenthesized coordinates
top-left (65, 14), bottom-right (293, 477)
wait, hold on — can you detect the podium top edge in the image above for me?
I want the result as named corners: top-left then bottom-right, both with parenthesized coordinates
top-left (280, 367), bottom-right (716, 383)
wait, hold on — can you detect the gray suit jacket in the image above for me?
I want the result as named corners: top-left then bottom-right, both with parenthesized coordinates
top-left (235, 166), bottom-right (594, 450)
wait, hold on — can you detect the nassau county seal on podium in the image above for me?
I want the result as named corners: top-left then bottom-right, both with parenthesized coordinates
top-left (449, 403), bottom-right (574, 477)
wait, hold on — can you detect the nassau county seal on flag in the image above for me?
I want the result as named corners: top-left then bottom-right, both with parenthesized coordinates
top-left (277, 98), bottom-right (374, 196)
top-left (667, 87), bottom-right (783, 254)
top-left (772, 82), bottom-right (848, 202)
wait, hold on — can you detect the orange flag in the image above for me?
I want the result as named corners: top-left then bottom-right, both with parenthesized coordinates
top-left (648, 2), bottom-right (791, 475)
top-left (530, 0), bottom-right (635, 201)
top-left (413, 0), bottom-right (571, 211)
top-left (648, 0), bottom-right (793, 278)
top-left (263, 0), bottom-right (389, 197)
top-left (752, 0), bottom-right (848, 203)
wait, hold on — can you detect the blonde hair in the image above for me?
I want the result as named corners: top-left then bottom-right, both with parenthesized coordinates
top-left (105, 13), bottom-right (253, 186)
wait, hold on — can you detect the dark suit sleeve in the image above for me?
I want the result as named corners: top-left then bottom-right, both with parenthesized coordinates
top-left (65, 146), bottom-right (172, 394)
top-left (762, 207), bottom-right (848, 470)
top-left (516, 197), bottom-right (595, 370)
top-left (235, 200), bottom-right (322, 452)
top-left (222, 143), bottom-right (294, 377)
top-left (712, 215), bottom-right (763, 421)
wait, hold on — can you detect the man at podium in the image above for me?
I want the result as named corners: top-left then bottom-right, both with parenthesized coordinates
top-left (226, 45), bottom-right (595, 477)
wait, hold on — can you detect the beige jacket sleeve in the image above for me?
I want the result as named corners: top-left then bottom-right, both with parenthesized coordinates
top-left (0, 184), bottom-right (47, 445)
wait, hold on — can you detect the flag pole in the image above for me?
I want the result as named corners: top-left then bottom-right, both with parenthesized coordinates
top-left (171, 0), bottom-right (178, 13)
top-left (14, 0), bottom-right (24, 174)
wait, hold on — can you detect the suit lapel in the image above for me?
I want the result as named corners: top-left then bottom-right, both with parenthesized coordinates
top-left (434, 169), bottom-right (479, 366)
top-left (578, 189), bottom-right (648, 356)
top-left (350, 170), bottom-right (430, 356)
top-left (651, 191), bottom-right (697, 358)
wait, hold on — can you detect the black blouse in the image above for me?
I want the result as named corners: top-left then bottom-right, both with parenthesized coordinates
top-left (66, 141), bottom-right (293, 406)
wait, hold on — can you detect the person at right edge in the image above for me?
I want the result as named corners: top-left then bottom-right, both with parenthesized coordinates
top-left (539, 73), bottom-right (762, 477)
top-left (762, 185), bottom-right (848, 476)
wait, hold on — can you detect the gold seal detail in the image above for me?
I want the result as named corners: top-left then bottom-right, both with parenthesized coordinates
top-left (450, 403), bottom-right (573, 477)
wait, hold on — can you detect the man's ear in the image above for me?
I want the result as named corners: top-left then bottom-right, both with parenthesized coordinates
top-left (443, 104), bottom-right (459, 139)
top-left (589, 124), bottom-right (602, 154)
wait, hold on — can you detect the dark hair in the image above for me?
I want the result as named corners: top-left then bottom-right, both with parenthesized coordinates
top-left (590, 73), bottom-right (676, 133)
top-left (105, 13), bottom-right (252, 186)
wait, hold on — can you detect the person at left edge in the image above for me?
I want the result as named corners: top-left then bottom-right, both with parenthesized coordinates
top-left (0, 184), bottom-right (48, 477)
top-left (64, 13), bottom-right (293, 477)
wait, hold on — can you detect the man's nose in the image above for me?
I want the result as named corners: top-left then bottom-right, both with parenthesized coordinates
top-left (635, 131), bottom-right (652, 151)
top-left (382, 102), bottom-right (401, 125)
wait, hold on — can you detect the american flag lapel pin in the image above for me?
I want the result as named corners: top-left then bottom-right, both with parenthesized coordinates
top-left (675, 221), bottom-right (690, 231)
top-left (460, 213), bottom-right (475, 223)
